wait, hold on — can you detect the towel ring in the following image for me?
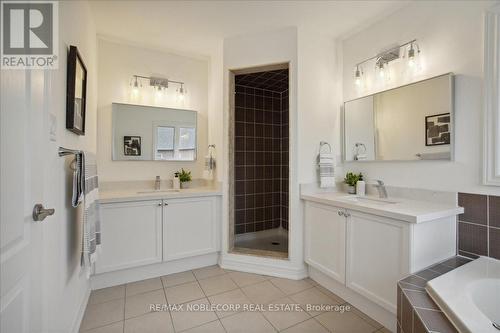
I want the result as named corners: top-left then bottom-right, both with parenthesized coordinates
top-left (319, 141), bottom-right (332, 154)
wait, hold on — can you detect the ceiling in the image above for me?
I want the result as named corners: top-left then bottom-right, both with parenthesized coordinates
top-left (90, 1), bottom-right (409, 58)
top-left (236, 69), bottom-right (289, 93)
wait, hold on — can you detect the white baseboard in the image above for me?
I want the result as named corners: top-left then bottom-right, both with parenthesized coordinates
top-left (71, 285), bottom-right (91, 333)
top-left (91, 253), bottom-right (219, 290)
top-left (309, 266), bottom-right (396, 332)
top-left (220, 253), bottom-right (307, 280)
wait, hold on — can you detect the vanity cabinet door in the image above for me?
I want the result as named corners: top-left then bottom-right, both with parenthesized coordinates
top-left (163, 196), bottom-right (217, 261)
top-left (304, 201), bottom-right (346, 284)
top-left (95, 200), bottom-right (163, 274)
top-left (346, 210), bottom-right (410, 314)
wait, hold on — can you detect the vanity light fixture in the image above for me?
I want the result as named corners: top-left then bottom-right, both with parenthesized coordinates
top-left (353, 38), bottom-right (421, 86)
top-left (130, 74), bottom-right (187, 98)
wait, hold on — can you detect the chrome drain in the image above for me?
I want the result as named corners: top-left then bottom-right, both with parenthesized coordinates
top-left (493, 322), bottom-right (500, 331)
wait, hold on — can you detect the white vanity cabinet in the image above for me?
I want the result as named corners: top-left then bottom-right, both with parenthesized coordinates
top-left (303, 200), bottom-right (456, 314)
top-left (95, 195), bottom-right (219, 275)
top-left (163, 196), bottom-right (217, 261)
top-left (346, 210), bottom-right (410, 313)
top-left (304, 201), bottom-right (346, 284)
top-left (96, 200), bottom-right (163, 274)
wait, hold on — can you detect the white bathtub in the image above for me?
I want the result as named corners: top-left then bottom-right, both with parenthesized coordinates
top-left (426, 256), bottom-right (500, 333)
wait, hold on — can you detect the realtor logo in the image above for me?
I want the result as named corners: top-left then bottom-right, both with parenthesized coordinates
top-left (1, 1), bottom-right (58, 69)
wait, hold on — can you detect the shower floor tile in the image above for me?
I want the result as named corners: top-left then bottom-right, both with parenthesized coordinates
top-left (234, 228), bottom-right (288, 253)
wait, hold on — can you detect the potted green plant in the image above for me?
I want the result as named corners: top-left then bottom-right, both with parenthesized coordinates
top-left (344, 172), bottom-right (362, 194)
top-left (178, 168), bottom-right (192, 189)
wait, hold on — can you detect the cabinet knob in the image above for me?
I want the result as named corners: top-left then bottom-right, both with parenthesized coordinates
top-left (158, 203), bottom-right (162, 206)
top-left (338, 210), bottom-right (344, 216)
top-left (163, 203), bottom-right (168, 206)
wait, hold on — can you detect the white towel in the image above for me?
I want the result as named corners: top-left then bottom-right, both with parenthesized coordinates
top-left (75, 152), bottom-right (101, 277)
top-left (318, 151), bottom-right (335, 188)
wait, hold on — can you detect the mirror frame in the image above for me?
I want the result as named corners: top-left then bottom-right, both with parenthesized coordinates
top-left (111, 102), bottom-right (198, 162)
top-left (342, 73), bottom-right (455, 162)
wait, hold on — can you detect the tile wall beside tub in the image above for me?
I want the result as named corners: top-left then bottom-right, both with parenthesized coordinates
top-left (458, 193), bottom-right (500, 259)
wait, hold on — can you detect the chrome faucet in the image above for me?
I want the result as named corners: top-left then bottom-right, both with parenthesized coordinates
top-left (374, 180), bottom-right (388, 198)
top-left (155, 176), bottom-right (161, 190)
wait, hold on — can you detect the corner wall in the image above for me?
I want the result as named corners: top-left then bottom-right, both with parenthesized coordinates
top-left (340, 1), bottom-right (500, 196)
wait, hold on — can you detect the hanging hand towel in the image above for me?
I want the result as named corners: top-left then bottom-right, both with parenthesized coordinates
top-left (81, 152), bottom-right (101, 277)
top-left (318, 151), bottom-right (335, 189)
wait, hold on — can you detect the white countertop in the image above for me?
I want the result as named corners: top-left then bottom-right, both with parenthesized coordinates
top-left (300, 191), bottom-right (463, 223)
top-left (99, 186), bottom-right (222, 204)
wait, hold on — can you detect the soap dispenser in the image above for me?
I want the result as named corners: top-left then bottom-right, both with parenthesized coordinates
top-left (173, 172), bottom-right (180, 190)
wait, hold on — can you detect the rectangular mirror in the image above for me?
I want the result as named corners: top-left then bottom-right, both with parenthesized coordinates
top-left (343, 73), bottom-right (454, 161)
top-left (112, 103), bottom-right (197, 161)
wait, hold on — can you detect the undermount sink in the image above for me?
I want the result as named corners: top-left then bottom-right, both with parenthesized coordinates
top-left (338, 196), bottom-right (399, 205)
top-left (137, 189), bottom-right (180, 194)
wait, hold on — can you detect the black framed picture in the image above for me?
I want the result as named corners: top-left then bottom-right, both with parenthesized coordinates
top-left (425, 113), bottom-right (450, 146)
top-left (124, 136), bottom-right (142, 156)
top-left (66, 45), bottom-right (87, 135)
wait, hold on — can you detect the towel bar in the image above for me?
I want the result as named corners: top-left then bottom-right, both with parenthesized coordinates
top-left (58, 146), bottom-right (82, 157)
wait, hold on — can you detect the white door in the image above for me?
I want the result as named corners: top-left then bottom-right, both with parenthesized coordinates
top-left (95, 200), bottom-right (163, 274)
top-left (1, 70), bottom-right (48, 331)
top-left (304, 202), bottom-right (346, 284)
top-left (163, 197), bottom-right (217, 261)
top-left (346, 211), bottom-right (409, 314)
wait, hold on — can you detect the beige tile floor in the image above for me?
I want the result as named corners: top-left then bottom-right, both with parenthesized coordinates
top-left (80, 266), bottom-right (390, 333)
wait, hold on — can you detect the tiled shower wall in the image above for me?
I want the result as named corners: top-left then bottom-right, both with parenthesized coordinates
top-left (280, 89), bottom-right (289, 230)
top-left (458, 193), bottom-right (500, 259)
top-left (234, 83), bottom-right (289, 234)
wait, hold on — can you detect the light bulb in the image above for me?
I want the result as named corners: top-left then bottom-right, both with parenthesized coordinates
top-left (131, 77), bottom-right (140, 96)
top-left (177, 85), bottom-right (186, 101)
top-left (354, 66), bottom-right (363, 87)
top-left (377, 63), bottom-right (386, 78)
top-left (406, 43), bottom-right (421, 73)
top-left (155, 86), bottom-right (163, 98)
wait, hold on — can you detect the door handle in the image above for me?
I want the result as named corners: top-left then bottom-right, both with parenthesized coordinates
top-left (32, 204), bottom-right (55, 221)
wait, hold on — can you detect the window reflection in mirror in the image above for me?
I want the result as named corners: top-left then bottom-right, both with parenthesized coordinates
top-left (112, 103), bottom-right (197, 161)
top-left (155, 126), bottom-right (175, 160)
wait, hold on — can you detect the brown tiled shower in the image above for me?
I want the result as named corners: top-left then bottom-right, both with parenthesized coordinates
top-left (233, 66), bottom-right (289, 255)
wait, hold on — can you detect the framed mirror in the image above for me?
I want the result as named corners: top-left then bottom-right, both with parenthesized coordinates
top-left (343, 73), bottom-right (454, 162)
top-left (112, 103), bottom-right (197, 161)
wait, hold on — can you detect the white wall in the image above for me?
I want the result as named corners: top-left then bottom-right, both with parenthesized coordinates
top-left (97, 39), bottom-right (209, 182)
top-left (340, 1), bottom-right (500, 195)
top-left (43, 1), bottom-right (98, 331)
top-left (219, 26), bottom-right (339, 274)
top-left (297, 26), bottom-right (339, 184)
